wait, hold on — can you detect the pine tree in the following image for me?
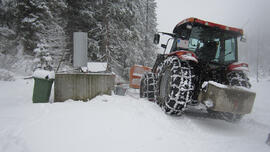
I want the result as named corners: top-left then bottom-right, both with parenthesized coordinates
top-left (0, 0), bottom-right (17, 55)
top-left (0, 0), bottom-right (158, 78)
top-left (88, 0), bottom-right (157, 79)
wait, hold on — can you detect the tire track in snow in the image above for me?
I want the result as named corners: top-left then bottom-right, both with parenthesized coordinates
top-left (0, 104), bottom-right (50, 152)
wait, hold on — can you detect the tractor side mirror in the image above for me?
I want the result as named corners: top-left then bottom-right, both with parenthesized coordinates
top-left (240, 35), bottom-right (247, 42)
top-left (154, 33), bottom-right (160, 44)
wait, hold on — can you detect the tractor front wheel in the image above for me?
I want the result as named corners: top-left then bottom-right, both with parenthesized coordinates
top-left (156, 56), bottom-right (194, 115)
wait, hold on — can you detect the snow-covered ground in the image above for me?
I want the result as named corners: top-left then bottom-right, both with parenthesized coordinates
top-left (0, 77), bottom-right (270, 152)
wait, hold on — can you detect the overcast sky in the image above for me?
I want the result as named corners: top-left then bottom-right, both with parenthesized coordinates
top-left (155, 0), bottom-right (270, 34)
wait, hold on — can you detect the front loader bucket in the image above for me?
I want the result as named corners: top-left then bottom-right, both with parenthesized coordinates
top-left (198, 81), bottom-right (256, 115)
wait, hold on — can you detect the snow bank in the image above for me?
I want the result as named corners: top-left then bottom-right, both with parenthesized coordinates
top-left (0, 78), bottom-right (270, 152)
top-left (0, 69), bottom-right (15, 81)
top-left (0, 53), bottom-right (36, 76)
top-left (33, 69), bottom-right (55, 79)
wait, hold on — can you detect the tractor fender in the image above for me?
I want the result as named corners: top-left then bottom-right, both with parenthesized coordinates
top-left (168, 51), bottom-right (198, 63)
top-left (228, 62), bottom-right (249, 72)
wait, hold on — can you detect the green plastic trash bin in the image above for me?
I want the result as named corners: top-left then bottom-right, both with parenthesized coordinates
top-left (32, 78), bottom-right (54, 103)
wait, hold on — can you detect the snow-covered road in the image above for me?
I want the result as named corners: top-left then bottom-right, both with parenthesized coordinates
top-left (0, 78), bottom-right (269, 152)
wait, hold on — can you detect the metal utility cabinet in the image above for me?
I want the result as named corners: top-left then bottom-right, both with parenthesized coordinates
top-left (73, 32), bottom-right (88, 68)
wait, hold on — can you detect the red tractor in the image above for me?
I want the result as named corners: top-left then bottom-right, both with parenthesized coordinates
top-left (140, 18), bottom-right (256, 122)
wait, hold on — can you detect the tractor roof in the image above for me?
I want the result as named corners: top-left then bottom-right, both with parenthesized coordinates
top-left (173, 17), bottom-right (243, 36)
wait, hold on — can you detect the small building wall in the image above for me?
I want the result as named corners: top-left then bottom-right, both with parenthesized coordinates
top-left (54, 73), bottom-right (115, 102)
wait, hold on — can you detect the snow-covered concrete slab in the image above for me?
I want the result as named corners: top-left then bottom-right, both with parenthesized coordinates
top-left (87, 62), bottom-right (107, 72)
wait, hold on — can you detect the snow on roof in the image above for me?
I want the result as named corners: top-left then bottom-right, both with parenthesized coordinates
top-left (87, 62), bottom-right (107, 72)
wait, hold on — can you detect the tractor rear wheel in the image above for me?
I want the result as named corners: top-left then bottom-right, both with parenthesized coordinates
top-left (139, 76), bottom-right (146, 98)
top-left (140, 72), bottom-right (156, 101)
top-left (156, 56), bottom-right (194, 115)
top-left (227, 71), bottom-right (251, 88)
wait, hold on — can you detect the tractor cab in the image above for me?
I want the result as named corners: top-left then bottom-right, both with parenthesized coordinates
top-left (155, 18), bottom-right (246, 65)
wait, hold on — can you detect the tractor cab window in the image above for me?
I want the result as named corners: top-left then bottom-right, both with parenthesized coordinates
top-left (188, 25), bottom-right (238, 64)
top-left (188, 38), bottom-right (204, 51)
top-left (224, 38), bottom-right (236, 62)
top-left (199, 40), bottom-right (219, 62)
top-left (170, 38), bottom-right (189, 52)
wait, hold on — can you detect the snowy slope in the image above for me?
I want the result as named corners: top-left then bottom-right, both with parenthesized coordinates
top-left (0, 78), bottom-right (270, 152)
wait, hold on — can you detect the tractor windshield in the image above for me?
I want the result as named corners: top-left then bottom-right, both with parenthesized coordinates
top-left (188, 25), bottom-right (238, 64)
